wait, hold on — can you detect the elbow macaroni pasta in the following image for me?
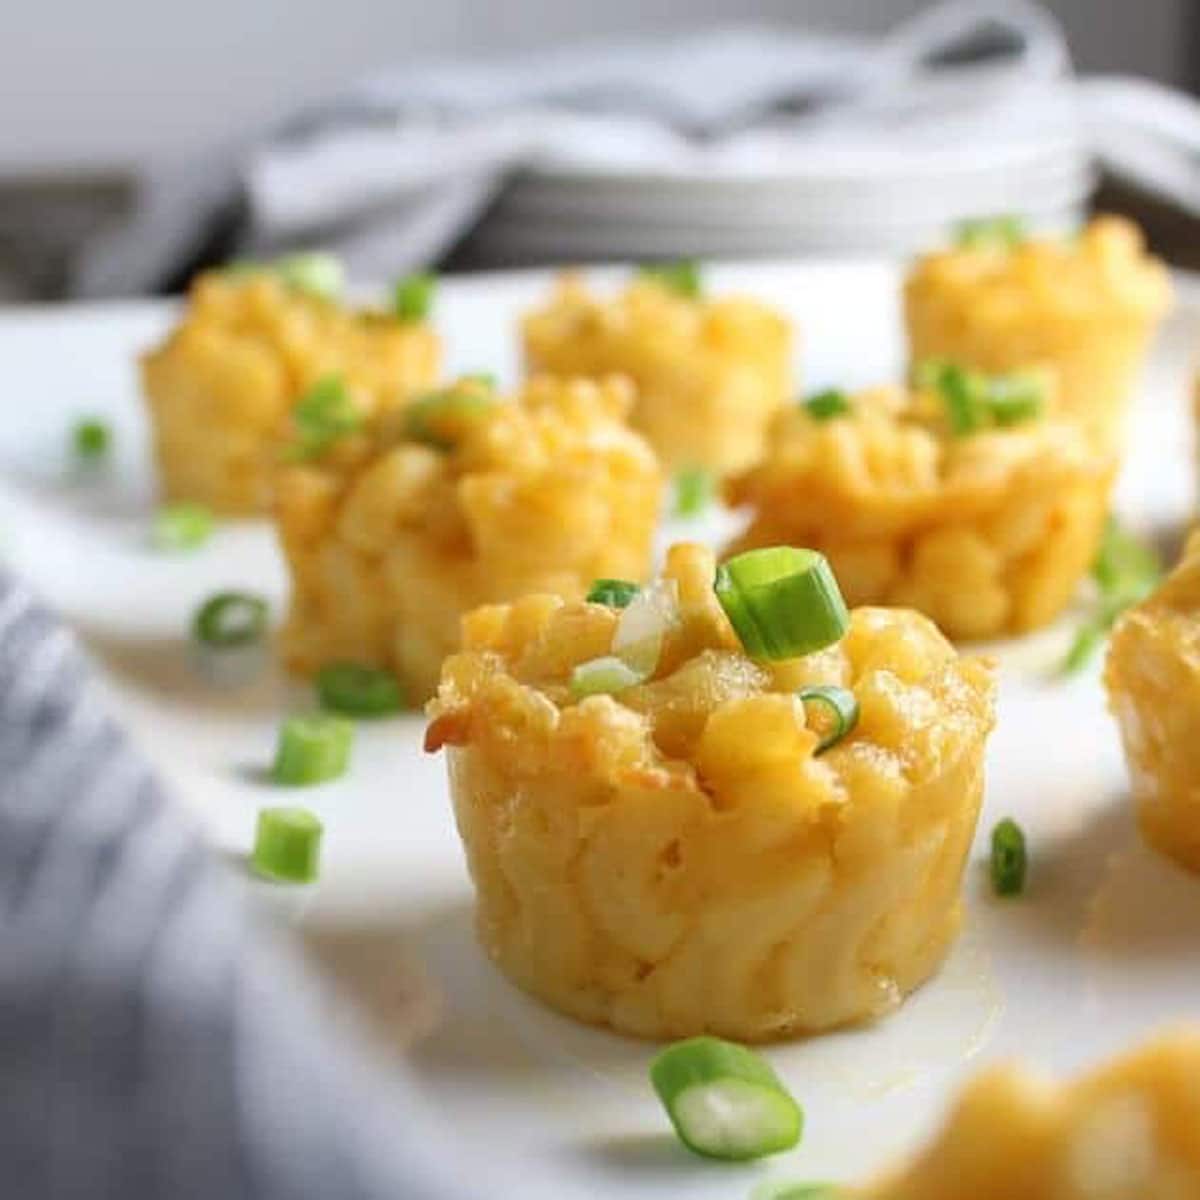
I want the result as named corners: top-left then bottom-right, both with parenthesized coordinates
top-left (905, 216), bottom-right (1171, 447)
top-left (142, 270), bottom-right (440, 513)
top-left (427, 543), bottom-right (995, 1041)
top-left (522, 273), bottom-right (792, 475)
top-left (275, 375), bottom-right (663, 702)
top-left (725, 384), bottom-right (1115, 640)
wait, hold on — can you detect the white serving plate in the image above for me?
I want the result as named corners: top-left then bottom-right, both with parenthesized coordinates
top-left (2, 261), bottom-right (1199, 1199)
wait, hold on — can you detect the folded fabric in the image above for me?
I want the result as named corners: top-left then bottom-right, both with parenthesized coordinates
top-left (74, 0), bottom-right (1072, 296)
top-left (0, 568), bottom-right (466, 1200)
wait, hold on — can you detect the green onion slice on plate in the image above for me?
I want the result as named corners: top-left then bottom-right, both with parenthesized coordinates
top-left (192, 591), bottom-right (269, 648)
top-left (153, 502), bottom-right (214, 551)
top-left (72, 417), bottom-right (111, 462)
top-left (650, 1036), bottom-right (804, 1161)
top-left (796, 685), bottom-right (859, 754)
top-left (393, 271), bottom-right (437, 321)
top-left (586, 579), bottom-right (640, 608)
top-left (638, 259), bottom-right (702, 298)
top-left (252, 806), bottom-right (324, 883)
top-left (990, 817), bottom-right (1027, 896)
top-left (715, 547), bottom-right (849, 660)
top-left (272, 715), bottom-right (354, 786)
top-left (316, 662), bottom-right (405, 717)
top-left (290, 375), bottom-right (361, 460)
top-left (750, 1183), bottom-right (841, 1200)
top-left (802, 388), bottom-right (850, 421)
top-left (275, 252), bottom-right (345, 301)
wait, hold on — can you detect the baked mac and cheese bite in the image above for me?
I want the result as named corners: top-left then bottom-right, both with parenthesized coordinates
top-left (426, 542), bottom-right (996, 1041)
top-left (522, 266), bottom-right (792, 476)
top-left (142, 260), bottom-right (440, 514)
top-left (275, 374), bottom-right (662, 703)
top-left (1106, 530), bottom-right (1200, 873)
top-left (905, 216), bottom-right (1170, 447)
top-left (863, 1031), bottom-right (1200, 1199)
top-left (725, 369), bottom-right (1115, 641)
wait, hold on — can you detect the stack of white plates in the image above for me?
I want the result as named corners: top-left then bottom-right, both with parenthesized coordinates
top-left (465, 79), bottom-right (1094, 264)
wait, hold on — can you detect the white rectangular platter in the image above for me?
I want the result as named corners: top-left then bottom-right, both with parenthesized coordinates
top-left (1, 261), bottom-right (1198, 1198)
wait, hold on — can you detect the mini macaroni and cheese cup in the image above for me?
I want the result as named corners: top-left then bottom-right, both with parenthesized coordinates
top-left (142, 264), bottom-right (440, 513)
top-left (862, 1030), bottom-right (1200, 1199)
top-left (426, 542), bottom-right (996, 1041)
top-left (522, 268), bottom-right (793, 476)
top-left (1106, 531), bottom-right (1200, 873)
top-left (725, 372), bottom-right (1116, 641)
top-left (904, 216), bottom-right (1171, 447)
top-left (275, 375), bottom-right (662, 703)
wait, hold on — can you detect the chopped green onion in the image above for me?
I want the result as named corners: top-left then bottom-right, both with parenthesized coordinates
top-left (638, 259), bottom-right (702, 299)
top-left (316, 662), bottom-right (405, 717)
top-left (289, 375), bottom-right (361, 460)
top-left (674, 467), bottom-right (715, 518)
top-left (803, 389), bottom-right (850, 421)
top-left (272, 715), bottom-right (354, 786)
top-left (404, 384), bottom-right (495, 450)
top-left (394, 271), bottom-right (437, 322)
top-left (153, 502), bottom-right (215, 551)
top-left (586, 579), bottom-right (640, 608)
top-left (462, 371), bottom-right (497, 390)
top-left (252, 806), bottom-right (324, 883)
top-left (715, 547), bottom-right (849, 660)
top-left (275, 252), bottom-right (345, 300)
top-left (990, 817), bottom-right (1027, 896)
top-left (1060, 518), bottom-right (1161, 676)
top-left (796, 685), bottom-right (859, 753)
top-left (751, 1183), bottom-right (841, 1200)
top-left (72, 418), bottom-right (111, 462)
top-left (954, 215), bottom-right (1027, 251)
top-left (650, 1036), bottom-right (803, 1161)
top-left (986, 373), bottom-right (1044, 426)
top-left (1061, 621), bottom-right (1105, 675)
top-left (917, 360), bottom-right (1043, 435)
top-left (1092, 516), bottom-right (1161, 598)
top-left (570, 655), bottom-right (645, 698)
top-left (192, 591), bottom-right (269, 648)
top-left (936, 363), bottom-right (986, 435)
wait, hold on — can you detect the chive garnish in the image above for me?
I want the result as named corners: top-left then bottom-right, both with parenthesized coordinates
top-left (638, 259), bottom-right (702, 299)
top-left (803, 389), bottom-right (850, 421)
top-left (990, 817), bottom-right (1028, 896)
top-left (252, 807), bottom-right (324, 883)
top-left (796, 685), bottom-right (859, 754)
top-left (586, 579), bottom-right (640, 608)
top-left (393, 271), bottom-right (437, 322)
top-left (316, 662), bottom-right (405, 718)
top-left (715, 547), bottom-right (849, 660)
top-left (650, 1036), bottom-right (803, 1161)
top-left (271, 715), bottom-right (354, 787)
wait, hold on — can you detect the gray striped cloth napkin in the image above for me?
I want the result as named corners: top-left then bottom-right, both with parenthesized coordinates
top-left (0, 567), bottom-right (467, 1200)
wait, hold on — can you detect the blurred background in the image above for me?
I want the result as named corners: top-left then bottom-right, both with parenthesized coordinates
top-left (4, 0), bottom-right (1199, 301)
